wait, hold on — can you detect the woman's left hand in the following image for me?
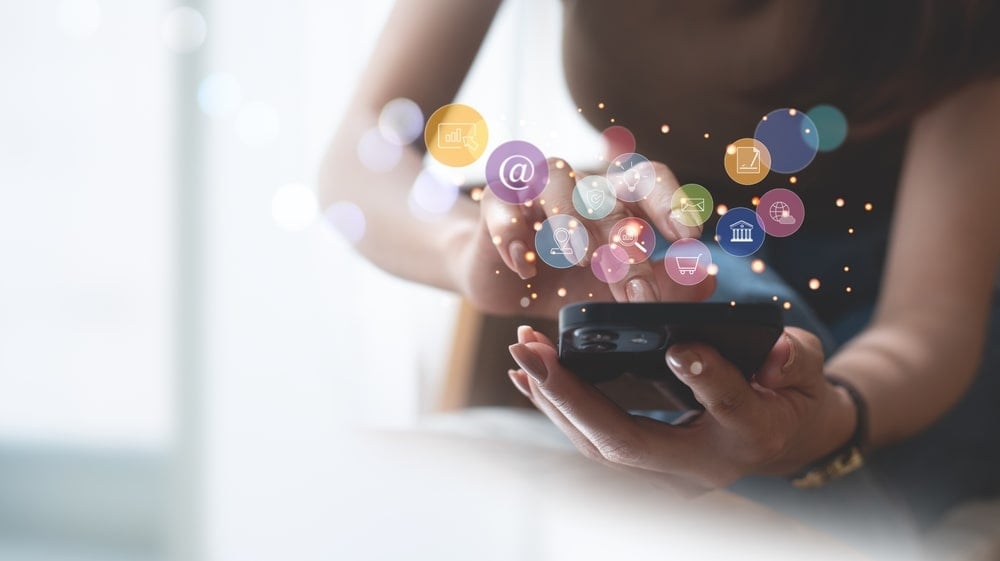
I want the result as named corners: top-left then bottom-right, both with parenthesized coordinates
top-left (507, 325), bottom-right (856, 493)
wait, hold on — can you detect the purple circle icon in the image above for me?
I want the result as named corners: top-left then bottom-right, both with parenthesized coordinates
top-left (485, 140), bottom-right (549, 204)
top-left (591, 244), bottom-right (630, 283)
top-left (664, 238), bottom-right (712, 286)
top-left (757, 188), bottom-right (805, 237)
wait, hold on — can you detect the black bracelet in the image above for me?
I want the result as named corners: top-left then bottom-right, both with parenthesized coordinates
top-left (789, 375), bottom-right (869, 488)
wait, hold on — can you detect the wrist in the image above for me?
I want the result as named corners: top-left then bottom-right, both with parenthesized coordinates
top-left (789, 376), bottom-right (868, 488)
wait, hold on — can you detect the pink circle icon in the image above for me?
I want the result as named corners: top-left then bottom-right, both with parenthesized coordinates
top-left (757, 188), bottom-right (805, 237)
top-left (664, 238), bottom-right (712, 286)
top-left (609, 217), bottom-right (656, 264)
top-left (591, 244), bottom-right (630, 283)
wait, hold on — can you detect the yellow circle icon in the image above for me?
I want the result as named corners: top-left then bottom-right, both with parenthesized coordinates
top-left (424, 103), bottom-right (489, 167)
top-left (724, 138), bottom-right (771, 185)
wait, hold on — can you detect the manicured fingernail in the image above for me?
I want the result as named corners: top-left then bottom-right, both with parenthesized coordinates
top-left (508, 369), bottom-right (532, 397)
top-left (509, 343), bottom-right (547, 383)
top-left (626, 278), bottom-right (657, 302)
top-left (509, 241), bottom-right (534, 279)
top-left (667, 348), bottom-right (704, 376)
top-left (517, 325), bottom-right (533, 344)
top-left (782, 333), bottom-right (796, 370)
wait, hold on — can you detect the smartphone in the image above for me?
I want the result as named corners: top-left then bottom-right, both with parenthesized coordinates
top-left (558, 302), bottom-right (784, 410)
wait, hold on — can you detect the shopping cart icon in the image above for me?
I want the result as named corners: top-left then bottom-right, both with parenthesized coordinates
top-left (674, 254), bottom-right (702, 275)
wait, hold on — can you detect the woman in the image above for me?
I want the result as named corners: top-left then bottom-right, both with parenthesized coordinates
top-left (321, 0), bottom-right (1000, 550)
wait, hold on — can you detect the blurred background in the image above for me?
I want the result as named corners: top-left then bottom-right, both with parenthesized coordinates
top-left (0, 1), bottom-right (607, 560)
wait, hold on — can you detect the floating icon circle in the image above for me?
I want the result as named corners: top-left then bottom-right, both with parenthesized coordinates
top-left (610, 217), bottom-right (656, 264)
top-left (670, 183), bottom-right (714, 227)
top-left (807, 104), bottom-right (848, 152)
top-left (756, 188), bottom-right (805, 237)
top-left (754, 108), bottom-right (819, 174)
top-left (424, 103), bottom-right (489, 167)
top-left (591, 244), bottom-right (630, 284)
top-left (600, 125), bottom-right (636, 159)
top-left (607, 152), bottom-right (656, 202)
top-left (664, 238), bottom-right (712, 286)
top-left (535, 214), bottom-right (589, 269)
top-left (572, 175), bottom-right (617, 220)
top-left (716, 207), bottom-right (765, 257)
top-left (723, 138), bottom-right (772, 185)
top-left (485, 140), bottom-right (549, 204)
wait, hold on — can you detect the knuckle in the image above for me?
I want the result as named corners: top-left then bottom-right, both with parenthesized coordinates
top-left (593, 433), bottom-right (646, 466)
top-left (704, 389), bottom-right (748, 416)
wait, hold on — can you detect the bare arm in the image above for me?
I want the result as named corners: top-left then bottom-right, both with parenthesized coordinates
top-left (827, 79), bottom-right (1000, 449)
top-left (318, 0), bottom-right (502, 291)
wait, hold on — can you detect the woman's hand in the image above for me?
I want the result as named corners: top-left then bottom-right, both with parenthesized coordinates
top-left (451, 158), bottom-right (714, 317)
top-left (506, 325), bottom-right (856, 493)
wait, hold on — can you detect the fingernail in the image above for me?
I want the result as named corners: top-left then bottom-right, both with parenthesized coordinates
top-left (508, 369), bottom-right (532, 397)
top-left (509, 241), bottom-right (534, 279)
top-left (509, 343), bottom-right (547, 383)
top-left (517, 325), bottom-right (533, 344)
top-left (667, 348), bottom-right (704, 376)
top-left (626, 278), bottom-right (657, 302)
top-left (782, 333), bottom-right (796, 370)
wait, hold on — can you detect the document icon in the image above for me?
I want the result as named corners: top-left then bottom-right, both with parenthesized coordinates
top-left (680, 197), bottom-right (705, 212)
top-left (736, 146), bottom-right (761, 174)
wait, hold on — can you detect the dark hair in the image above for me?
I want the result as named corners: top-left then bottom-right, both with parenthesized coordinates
top-left (779, 0), bottom-right (1000, 137)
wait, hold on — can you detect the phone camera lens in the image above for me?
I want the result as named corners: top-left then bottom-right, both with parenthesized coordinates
top-left (579, 341), bottom-right (616, 352)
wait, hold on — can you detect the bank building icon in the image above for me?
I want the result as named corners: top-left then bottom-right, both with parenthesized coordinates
top-left (729, 220), bottom-right (755, 243)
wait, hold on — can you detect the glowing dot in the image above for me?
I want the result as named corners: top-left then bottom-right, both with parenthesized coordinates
top-left (843, 265), bottom-right (851, 272)
top-left (161, 6), bottom-right (207, 53)
top-left (557, 288), bottom-right (567, 297)
top-left (578, 107), bottom-right (583, 113)
top-left (730, 301), bottom-right (736, 307)
top-left (569, 219), bottom-right (579, 228)
top-left (762, 115), bottom-right (769, 121)
top-left (492, 235), bottom-right (502, 245)
top-left (539, 199), bottom-right (546, 206)
top-left (568, 171), bottom-right (576, 179)
top-left (524, 200), bottom-right (534, 208)
top-left (707, 263), bottom-right (719, 276)
top-left (587, 292), bottom-right (593, 298)
top-left (789, 108), bottom-right (798, 116)
top-left (703, 132), bottom-right (711, 139)
top-left (716, 204), bottom-right (728, 216)
top-left (510, 217), bottom-right (517, 224)
top-left (272, 183), bottom-right (317, 231)
top-left (530, 292), bottom-right (538, 300)
top-left (751, 259), bottom-right (765, 273)
top-left (789, 176), bottom-right (798, 184)
top-left (597, 102), bottom-right (606, 109)
top-left (751, 196), bottom-right (760, 207)
top-left (864, 202), bottom-right (873, 211)
top-left (848, 227), bottom-right (855, 234)
top-left (804, 128), bottom-right (811, 134)
top-left (555, 160), bottom-right (566, 169)
top-left (726, 144), bottom-right (736, 155)
top-left (846, 286), bottom-right (853, 293)
top-left (772, 295), bottom-right (779, 301)
top-left (525, 251), bottom-right (536, 263)
top-left (470, 188), bottom-right (484, 202)
top-left (533, 222), bottom-right (543, 232)
top-left (835, 198), bottom-right (845, 207)
top-left (783, 301), bottom-right (792, 310)
top-left (495, 269), bottom-right (500, 275)
top-left (580, 308), bottom-right (587, 313)
top-left (520, 297), bottom-right (530, 308)
top-left (660, 124), bottom-right (671, 134)
top-left (526, 283), bottom-right (532, 288)
top-left (551, 207), bottom-right (560, 214)
top-left (609, 117), bottom-right (616, 123)
top-left (808, 278), bottom-right (821, 290)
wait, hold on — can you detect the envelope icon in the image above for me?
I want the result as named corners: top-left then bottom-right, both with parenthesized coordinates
top-left (680, 197), bottom-right (705, 212)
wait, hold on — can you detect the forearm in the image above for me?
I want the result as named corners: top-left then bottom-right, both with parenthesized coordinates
top-left (318, 108), bottom-right (478, 292)
top-left (826, 313), bottom-right (990, 450)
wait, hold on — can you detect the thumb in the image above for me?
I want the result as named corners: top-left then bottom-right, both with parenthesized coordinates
top-left (754, 327), bottom-right (826, 393)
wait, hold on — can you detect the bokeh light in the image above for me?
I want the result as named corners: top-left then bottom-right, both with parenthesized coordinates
top-left (378, 98), bottom-right (424, 146)
top-left (235, 100), bottom-right (280, 146)
top-left (807, 104), bottom-right (848, 152)
top-left (409, 169), bottom-right (459, 217)
top-left (271, 183), bottom-right (317, 232)
top-left (56, 0), bottom-right (101, 39)
top-left (161, 6), bottom-right (207, 53)
top-left (324, 201), bottom-right (366, 243)
top-left (357, 127), bottom-right (402, 172)
top-left (590, 244), bottom-right (630, 284)
top-left (754, 108), bottom-right (819, 173)
top-left (600, 125), bottom-right (636, 159)
top-left (197, 73), bottom-right (242, 118)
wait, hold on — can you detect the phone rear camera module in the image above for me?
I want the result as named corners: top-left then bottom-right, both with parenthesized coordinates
top-left (578, 341), bottom-right (617, 352)
top-left (573, 328), bottom-right (619, 343)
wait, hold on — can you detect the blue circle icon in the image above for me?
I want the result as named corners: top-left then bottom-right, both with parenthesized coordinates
top-left (754, 108), bottom-right (819, 174)
top-left (716, 207), bottom-right (765, 257)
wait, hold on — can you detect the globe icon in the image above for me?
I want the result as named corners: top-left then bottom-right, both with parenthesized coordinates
top-left (769, 201), bottom-right (794, 224)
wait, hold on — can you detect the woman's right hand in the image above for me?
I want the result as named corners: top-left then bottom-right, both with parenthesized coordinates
top-left (452, 157), bottom-right (716, 317)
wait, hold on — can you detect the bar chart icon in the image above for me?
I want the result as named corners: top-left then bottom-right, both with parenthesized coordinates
top-left (437, 123), bottom-right (477, 150)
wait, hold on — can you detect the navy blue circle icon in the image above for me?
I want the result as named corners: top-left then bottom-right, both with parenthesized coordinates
top-left (715, 207), bottom-right (765, 257)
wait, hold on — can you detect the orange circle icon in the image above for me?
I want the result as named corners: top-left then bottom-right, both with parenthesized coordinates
top-left (424, 103), bottom-right (489, 167)
top-left (723, 138), bottom-right (771, 185)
